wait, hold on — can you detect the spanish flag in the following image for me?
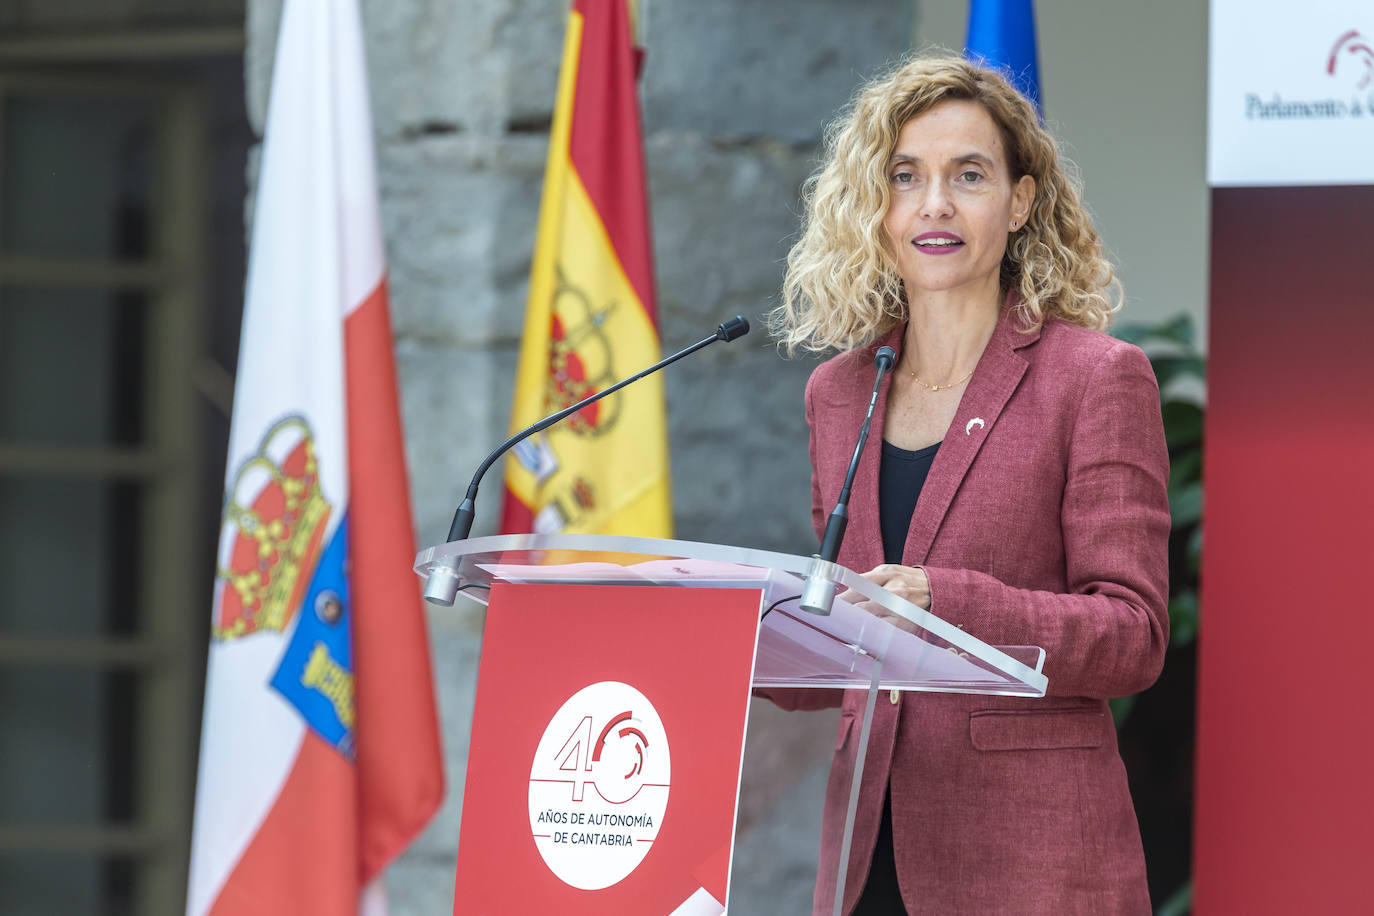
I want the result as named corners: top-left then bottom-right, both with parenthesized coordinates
top-left (499, 0), bottom-right (671, 538)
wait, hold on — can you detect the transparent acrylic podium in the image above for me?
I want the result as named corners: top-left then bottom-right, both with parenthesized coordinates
top-left (417, 533), bottom-right (1046, 914)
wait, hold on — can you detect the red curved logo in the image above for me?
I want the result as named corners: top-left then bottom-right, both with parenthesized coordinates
top-left (1328, 29), bottom-right (1374, 90)
top-left (592, 711), bottom-right (651, 782)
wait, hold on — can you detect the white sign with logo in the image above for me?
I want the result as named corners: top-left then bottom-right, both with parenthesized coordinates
top-left (528, 680), bottom-right (671, 891)
top-left (1209, 0), bottom-right (1374, 186)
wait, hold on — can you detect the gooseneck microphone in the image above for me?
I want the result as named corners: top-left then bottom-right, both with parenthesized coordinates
top-left (424, 316), bottom-right (751, 606)
top-left (799, 345), bottom-right (895, 615)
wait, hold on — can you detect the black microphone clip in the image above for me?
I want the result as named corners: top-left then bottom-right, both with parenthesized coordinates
top-left (874, 345), bottom-right (895, 371)
top-left (717, 316), bottom-right (750, 342)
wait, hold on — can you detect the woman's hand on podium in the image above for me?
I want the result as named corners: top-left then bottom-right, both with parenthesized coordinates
top-left (847, 564), bottom-right (933, 634)
top-left (861, 564), bottom-right (932, 610)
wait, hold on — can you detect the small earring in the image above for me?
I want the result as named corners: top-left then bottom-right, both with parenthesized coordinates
top-left (1010, 220), bottom-right (1018, 229)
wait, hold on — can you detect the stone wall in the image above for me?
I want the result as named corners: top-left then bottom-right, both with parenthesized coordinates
top-left (247, 0), bottom-right (912, 910)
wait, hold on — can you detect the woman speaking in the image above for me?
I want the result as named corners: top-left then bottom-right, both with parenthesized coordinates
top-left (768, 55), bottom-right (1171, 915)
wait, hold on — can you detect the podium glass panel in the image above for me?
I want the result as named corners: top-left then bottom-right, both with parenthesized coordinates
top-left (416, 533), bottom-right (1046, 698)
top-left (419, 533), bottom-right (1047, 914)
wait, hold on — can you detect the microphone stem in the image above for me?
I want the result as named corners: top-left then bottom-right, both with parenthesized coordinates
top-left (837, 384), bottom-right (881, 508)
top-left (817, 358), bottom-right (890, 562)
top-left (445, 331), bottom-right (722, 542)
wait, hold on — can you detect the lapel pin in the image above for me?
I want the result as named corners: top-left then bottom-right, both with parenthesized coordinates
top-left (965, 417), bottom-right (985, 435)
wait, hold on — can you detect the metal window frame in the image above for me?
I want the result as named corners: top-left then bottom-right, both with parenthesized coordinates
top-left (0, 66), bottom-right (209, 915)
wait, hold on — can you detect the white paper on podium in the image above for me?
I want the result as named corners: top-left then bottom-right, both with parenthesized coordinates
top-left (668, 887), bottom-right (725, 916)
top-left (478, 556), bottom-right (773, 585)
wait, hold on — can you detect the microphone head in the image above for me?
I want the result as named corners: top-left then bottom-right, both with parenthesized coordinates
top-left (716, 316), bottom-right (750, 342)
top-left (874, 345), bottom-right (896, 371)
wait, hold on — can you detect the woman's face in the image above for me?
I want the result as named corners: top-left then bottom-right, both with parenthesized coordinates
top-left (882, 99), bottom-right (1034, 304)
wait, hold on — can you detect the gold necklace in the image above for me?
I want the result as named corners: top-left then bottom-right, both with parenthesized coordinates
top-left (907, 365), bottom-right (975, 391)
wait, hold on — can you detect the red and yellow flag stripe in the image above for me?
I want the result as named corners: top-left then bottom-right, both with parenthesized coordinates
top-left (500, 0), bottom-right (671, 537)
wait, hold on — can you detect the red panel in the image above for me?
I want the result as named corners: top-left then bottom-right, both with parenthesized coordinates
top-left (1196, 186), bottom-right (1374, 913)
top-left (453, 583), bottom-right (760, 913)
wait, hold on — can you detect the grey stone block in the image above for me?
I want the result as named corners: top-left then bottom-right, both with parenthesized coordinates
top-left (398, 340), bottom-right (519, 544)
top-left (385, 852), bottom-right (459, 914)
top-left (733, 704), bottom-right (841, 910)
top-left (379, 133), bottom-right (545, 347)
top-left (666, 347), bottom-right (818, 552)
top-left (402, 601), bottom-right (483, 860)
top-left (644, 131), bottom-right (824, 551)
top-left (641, 0), bottom-right (912, 144)
top-left (363, 0), bottom-right (565, 138)
top-left (732, 753), bottom-right (833, 912)
top-left (647, 131), bottom-right (817, 328)
top-left (249, 0), bottom-right (564, 139)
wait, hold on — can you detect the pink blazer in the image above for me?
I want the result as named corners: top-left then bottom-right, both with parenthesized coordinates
top-left (775, 306), bottom-right (1170, 915)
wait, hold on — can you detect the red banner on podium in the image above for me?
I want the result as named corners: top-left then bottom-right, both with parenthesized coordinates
top-left (453, 582), bottom-right (762, 914)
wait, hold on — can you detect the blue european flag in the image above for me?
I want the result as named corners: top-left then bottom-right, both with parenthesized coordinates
top-left (966, 0), bottom-right (1042, 113)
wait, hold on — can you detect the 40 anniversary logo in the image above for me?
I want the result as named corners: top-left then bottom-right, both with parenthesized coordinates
top-left (527, 681), bottom-right (671, 891)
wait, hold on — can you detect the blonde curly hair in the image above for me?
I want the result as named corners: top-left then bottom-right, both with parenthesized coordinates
top-left (770, 53), bottom-right (1121, 354)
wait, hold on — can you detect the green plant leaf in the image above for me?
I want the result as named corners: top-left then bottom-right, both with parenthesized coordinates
top-left (1150, 355), bottom-right (1207, 391)
top-left (1110, 693), bottom-right (1137, 728)
top-left (1169, 592), bottom-right (1198, 647)
top-left (1113, 314), bottom-right (1195, 349)
top-left (1153, 314), bottom-right (1196, 347)
top-left (1169, 480), bottom-right (1202, 529)
top-left (1188, 526), bottom-right (1203, 576)
top-left (1111, 322), bottom-right (1152, 346)
top-left (1161, 401), bottom-right (1204, 451)
top-left (1169, 448), bottom-right (1202, 489)
top-left (1155, 879), bottom-right (1193, 916)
